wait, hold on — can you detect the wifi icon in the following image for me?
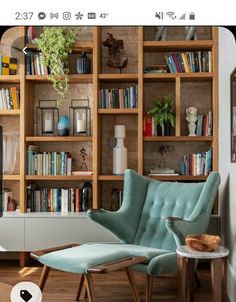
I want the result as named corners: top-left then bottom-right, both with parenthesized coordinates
top-left (166, 11), bottom-right (176, 20)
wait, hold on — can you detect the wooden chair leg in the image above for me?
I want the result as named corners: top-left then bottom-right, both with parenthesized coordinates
top-left (145, 275), bottom-right (153, 302)
top-left (125, 268), bottom-right (140, 302)
top-left (85, 274), bottom-right (96, 302)
top-left (39, 265), bottom-right (50, 291)
top-left (76, 274), bottom-right (85, 301)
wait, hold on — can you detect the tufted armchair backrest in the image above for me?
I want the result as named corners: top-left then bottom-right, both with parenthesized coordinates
top-left (131, 172), bottom-right (220, 252)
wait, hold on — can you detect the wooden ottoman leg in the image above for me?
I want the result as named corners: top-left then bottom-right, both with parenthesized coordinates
top-left (126, 268), bottom-right (140, 302)
top-left (211, 257), bottom-right (227, 302)
top-left (145, 275), bottom-right (153, 302)
top-left (85, 274), bottom-right (96, 302)
top-left (39, 265), bottom-right (50, 291)
top-left (186, 258), bottom-right (195, 302)
top-left (76, 274), bottom-right (85, 301)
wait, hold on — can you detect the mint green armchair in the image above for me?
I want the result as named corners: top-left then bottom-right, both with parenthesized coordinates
top-left (88, 169), bottom-right (220, 300)
top-left (34, 169), bottom-right (220, 302)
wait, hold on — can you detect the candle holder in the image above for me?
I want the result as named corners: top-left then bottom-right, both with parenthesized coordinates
top-left (69, 99), bottom-right (91, 136)
top-left (36, 100), bottom-right (59, 136)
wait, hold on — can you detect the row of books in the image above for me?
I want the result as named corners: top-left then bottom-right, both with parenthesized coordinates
top-left (143, 113), bottom-right (169, 136)
top-left (26, 53), bottom-right (48, 76)
top-left (196, 111), bottom-right (213, 136)
top-left (26, 26), bottom-right (36, 44)
top-left (181, 148), bottom-right (212, 176)
top-left (27, 185), bottom-right (84, 212)
top-left (0, 87), bottom-right (20, 109)
top-left (164, 51), bottom-right (212, 73)
top-left (27, 145), bottom-right (72, 176)
top-left (0, 55), bottom-right (18, 75)
top-left (99, 85), bottom-right (138, 109)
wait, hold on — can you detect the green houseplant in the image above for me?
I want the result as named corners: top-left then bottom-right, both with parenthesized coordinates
top-left (148, 95), bottom-right (175, 136)
top-left (35, 27), bottom-right (76, 105)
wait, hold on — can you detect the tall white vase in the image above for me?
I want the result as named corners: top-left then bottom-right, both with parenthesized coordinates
top-left (113, 125), bottom-right (128, 175)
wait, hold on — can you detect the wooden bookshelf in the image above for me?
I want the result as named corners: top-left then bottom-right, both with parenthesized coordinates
top-left (0, 75), bottom-right (20, 83)
top-left (26, 136), bottom-right (92, 142)
top-left (25, 175), bottom-right (93, 181)
top-left (26, 74), bottom-right (93, 83)
top-left (143, 40), bottom-right (214, 52)
top-left (98, 109), bottom-right (138, 115)
top-left (2, 26), bottom-right (218, 214)
top-left (144, 136), bottom-right (213, 142)
top-left (0, 110), bottom-right (20, 115)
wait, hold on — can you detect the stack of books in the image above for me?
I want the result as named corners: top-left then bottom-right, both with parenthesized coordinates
top-left (144, 64), bottom-right (169, 74)
top-left (181, 148), bottom-right (212, 176)
top-left (0, 87), bottom-right (20, 109)
top-left (99, 85), bottom-right (138, 109)
top-left (164, 51), bottom-right (212, 73)
top-left (143, 113), bottom-right (169, 136)
top-left (27, 185), bottom-right (82, 213)
top-left (148, 168), bottom-right (179, 176)
top-left (26, 53), bottom-right (48, 76)
top-left (196, 111), bottom-right (213, 136)
top-left (27, 145), bottom-right (72, 176)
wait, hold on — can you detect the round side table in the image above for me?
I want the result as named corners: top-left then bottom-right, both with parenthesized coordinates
top-left (176, 245), bottom-right (229, 302)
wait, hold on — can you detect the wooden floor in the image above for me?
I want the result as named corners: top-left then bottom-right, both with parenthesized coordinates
top-left (0, 261), bottom-right (212, 301)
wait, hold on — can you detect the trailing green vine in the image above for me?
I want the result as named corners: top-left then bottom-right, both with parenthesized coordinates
top-left (35, 27), bottom-right (76, 106)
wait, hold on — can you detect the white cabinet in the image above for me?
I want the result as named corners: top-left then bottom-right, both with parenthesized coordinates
top-left (0, 218), bottom-right (24, 251)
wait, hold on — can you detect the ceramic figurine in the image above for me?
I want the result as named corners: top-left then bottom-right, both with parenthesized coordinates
top-left (186, 107), bottom-right (197, 136)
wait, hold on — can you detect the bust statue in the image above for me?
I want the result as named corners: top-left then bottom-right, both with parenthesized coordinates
top-left (186, 107), bottom-right (197, 136)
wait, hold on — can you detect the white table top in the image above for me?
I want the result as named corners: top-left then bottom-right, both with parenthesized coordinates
top-left (176, 245), bottom-right (229, 259)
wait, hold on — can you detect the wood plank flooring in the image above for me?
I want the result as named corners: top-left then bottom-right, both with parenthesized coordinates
top-left (0, 261), bottom-right (212, 301)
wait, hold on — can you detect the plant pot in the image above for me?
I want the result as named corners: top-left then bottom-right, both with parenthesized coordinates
top-left (77, 52), bottom-right (91, 74)
top-left (160, 122), bottom-right (171, 136)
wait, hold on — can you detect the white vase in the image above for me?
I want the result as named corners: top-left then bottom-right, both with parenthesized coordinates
top-left (113, 125), bottom-right (128, 175)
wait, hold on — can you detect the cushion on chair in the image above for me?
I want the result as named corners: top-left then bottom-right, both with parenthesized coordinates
top-left (38, 243), bottom-right (171, 274)
top-left (133, 180), bottom-right (205, 251)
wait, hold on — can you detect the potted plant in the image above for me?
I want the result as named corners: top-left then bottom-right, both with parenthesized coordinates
top-left (35, 27), bottom-right (76, 105)
top-left (148, 95), bottom-right (175, 136)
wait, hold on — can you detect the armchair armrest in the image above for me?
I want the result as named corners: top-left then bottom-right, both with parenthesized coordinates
top-left (166, 216), bottom-right (204, 247)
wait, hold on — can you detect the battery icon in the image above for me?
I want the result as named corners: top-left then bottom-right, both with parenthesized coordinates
top-left (189, 12), bottom-right (195, 20)
top-left (88, 12), bottom-right (96, 19)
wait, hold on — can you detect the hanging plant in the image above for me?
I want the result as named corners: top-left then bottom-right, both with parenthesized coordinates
top-left (35, 27), bottom-right (76, 105)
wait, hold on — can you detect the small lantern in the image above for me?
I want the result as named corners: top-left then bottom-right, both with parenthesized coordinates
top-left (36, 100), bottom-right (59, 136)
top-left (69, 99), bottom-right (91, 136)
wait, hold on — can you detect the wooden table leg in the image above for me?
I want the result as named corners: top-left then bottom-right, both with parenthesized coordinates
top-left (211, 257), bottom-right (227, 302)
top-left (39, 265), bottom-right (50, 291)
top-left (145, 275), bottom-right (153, 302)
top-left (126, 268), bottom-right (140, 302)
top-left (178, 256), bottom-right (195, 302)
top-left (85, 274), bottom-right (96, 302)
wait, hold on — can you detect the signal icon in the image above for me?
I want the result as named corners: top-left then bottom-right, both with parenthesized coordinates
top-left (166, 11), bottom-right (176, 20)
top-left (179, 13), bottom-right (186, 20)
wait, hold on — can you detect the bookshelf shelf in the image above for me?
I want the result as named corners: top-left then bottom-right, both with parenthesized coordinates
top-left (0, 110), bottom-right (20, 116)
top-left (26, 136), bottom-right (93, 142)
top-left (98, 175), bottom-right (124, 181)
top-left (0, 75), bottom-right (20, 83)
top-left (26, 42), bottom-right (94, 53)
top-left (144, 136), bottom-right (213, 142)
top-left (98, 74), bottom-right (138, 82)
top-left (143, 40), bottom-right (214, 52)
top-left (147, 175), bottom-right (208, 181)
top-left (3, 175), bottom-right (21, 180)
top-left (25, 175), bottom-right (93, 181)
top-left (143, 73), bottom-right (214, 81)
top-left (26, 74), bottom-right (93, 83)
top-left (98, 109), bottom-right (138, 115)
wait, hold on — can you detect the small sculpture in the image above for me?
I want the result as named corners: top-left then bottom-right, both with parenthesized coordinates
top-left (186, 107), bottom-right (197, 136)
top-left (79, 147), bottom-right (88, 171)
top-left (103, 33), bottom-right (128, 73)
top-left (155, 26), bottom-right (167, 41)
top-left (185, 234), bottom-right (221, 252)
top-left (185, 26), bottom-right (197, 40)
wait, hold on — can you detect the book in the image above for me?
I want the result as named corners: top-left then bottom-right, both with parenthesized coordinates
top-left (71, 170), bottom-right (93, 175)
top-left (148, 173), bottom-right (179, 176)
top-left (150, 168), bottom-right (175, 174)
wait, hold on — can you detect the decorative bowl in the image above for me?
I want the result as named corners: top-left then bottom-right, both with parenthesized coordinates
top-left (185, 234), bottom-right (221, 252)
